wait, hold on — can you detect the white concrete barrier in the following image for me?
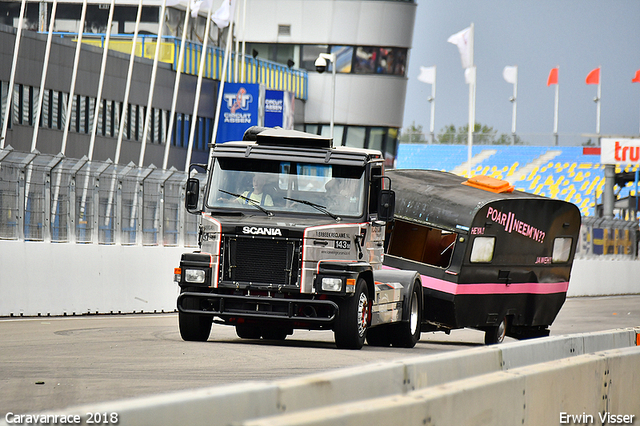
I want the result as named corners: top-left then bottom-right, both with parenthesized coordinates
top-left (569, 258), bottom-right (640, 296)
top-left (0, 241), bottom-right (183, 316)
top-left (3, 328), bottom-right (637, 426)
top-left (1, 240), bottom-right (638, 317)
top-left (241, 347), bottom-right (640, 426)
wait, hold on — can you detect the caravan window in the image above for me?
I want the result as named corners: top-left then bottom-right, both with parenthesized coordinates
top-left (387, 220), bottom-right (457, 268)
top-left (470, 237), bottom-right (495, 263)
top-left (552, 237), bottom-right (572, 263)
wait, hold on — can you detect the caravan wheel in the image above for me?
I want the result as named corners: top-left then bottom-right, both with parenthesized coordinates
top-left (484, 317), bottom-right (507, 345)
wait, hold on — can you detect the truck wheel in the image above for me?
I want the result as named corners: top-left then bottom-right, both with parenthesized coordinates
top-left (366, 325), bottom-right (391, 347)
top-left (334, 278), bottom-right (369, 350)
top-left (391, 280), bottom-right (422, 348)
top-left (236, 324), bottom-right (261, 339)
top-left (178, 287), bottom-right (213, 342)
top-left (484, 317), bottom-right (507, 345)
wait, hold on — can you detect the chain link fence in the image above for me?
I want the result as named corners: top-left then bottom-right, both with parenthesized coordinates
top-left (2, 146), bottom-right (637, 258)
top-left (0, 147), bottom-right (201, 247)
top-left (576, 216), bottom-right (639, 259)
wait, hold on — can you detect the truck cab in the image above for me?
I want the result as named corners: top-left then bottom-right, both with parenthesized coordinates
top-left (175, 127), bottom-right (421, 349)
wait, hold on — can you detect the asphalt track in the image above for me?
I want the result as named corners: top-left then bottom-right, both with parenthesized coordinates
top-left (1, 295), bottom-right (639, 416)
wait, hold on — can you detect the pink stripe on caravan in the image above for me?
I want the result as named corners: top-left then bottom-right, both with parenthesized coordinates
top-left (382, 265), bottom-right (568, 295)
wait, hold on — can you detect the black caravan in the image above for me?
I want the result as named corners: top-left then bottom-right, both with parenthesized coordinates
top-left (384, 170), bottom-right (582, 344)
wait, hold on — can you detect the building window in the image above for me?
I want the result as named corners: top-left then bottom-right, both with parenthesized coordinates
top-left (330, 46), bottom-right (353, 73)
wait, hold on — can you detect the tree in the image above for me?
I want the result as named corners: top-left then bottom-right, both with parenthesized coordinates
top-left (436, 123), bottom-right (525, 145)
top-left (399, 122), bottom-right (427, 144)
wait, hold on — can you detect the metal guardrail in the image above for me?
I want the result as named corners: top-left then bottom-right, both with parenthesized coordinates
top-left (0, 147), bottom-right (201, 247)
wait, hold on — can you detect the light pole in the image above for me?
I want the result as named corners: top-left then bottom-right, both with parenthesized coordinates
top-left (315, 53), bottom-right (337, 145)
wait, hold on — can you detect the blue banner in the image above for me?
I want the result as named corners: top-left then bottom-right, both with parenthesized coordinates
top-left (217, 82), bottom-right (260, 143)
top-left (264, 90), bottom-right (284, 128)
top-left (264, 90), bottom-right (295, 129)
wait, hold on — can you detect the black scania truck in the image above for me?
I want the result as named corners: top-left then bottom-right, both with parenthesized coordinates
top-left (175, 127), bottom-right (581, 348)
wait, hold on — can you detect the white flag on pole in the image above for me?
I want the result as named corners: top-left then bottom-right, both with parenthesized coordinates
top-left (464, 66), bottom-right (476, 85)
top-left (503, 65), bottom-right (517, 84)
top-left (417, 65), bottom-right (436, 84)
top-left (211, 0), bottom-right (236, 28)
top-left (447, 26), bottom-right (472, 69)
top-left (190, 0), bottom-right (211, 18)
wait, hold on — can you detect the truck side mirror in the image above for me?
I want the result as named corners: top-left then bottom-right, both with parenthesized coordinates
top-left (185, 177), bottom-right (201, 213)
top-left (378, 189), bottom-right (395, 222)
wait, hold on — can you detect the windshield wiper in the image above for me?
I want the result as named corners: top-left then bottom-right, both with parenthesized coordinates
top-left (284, 197), bottom-right (341, 221)
top-left (218, 189), bottom-right (274, 217)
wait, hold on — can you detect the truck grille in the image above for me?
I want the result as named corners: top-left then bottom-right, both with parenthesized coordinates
top-left (221, 235), bottom-right (301, 286)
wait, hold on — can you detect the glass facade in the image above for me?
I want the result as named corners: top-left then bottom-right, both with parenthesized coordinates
top-left (250, 43), bottom-right (408, 77)
top-left (306, 124), bottom-right (399, 168)
top-left (0, 81), bottom-right (211, 153)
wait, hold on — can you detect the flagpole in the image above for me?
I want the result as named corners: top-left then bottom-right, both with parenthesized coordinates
top-left (185, 0), bottom-right (215, 172)
top-left (162, 0), bottom-right (191, 170)
top-left (207, 13), bottom-right (235, 171)
top-left (61, 0), bottom-right (89, 156)
top-left (511, 65), bottom-right (517, 144)
top-left (429, 66), bottom-right (436, 143)
top-left (240, 0), bottom-right (247, 83)
top-left (553, 66), bottom-right (559, 146)
top-left (87, 0), bottom-right (115, 161)
top-left (1, 0), bottom-right (26, 149)
top-left (138, 0), bottom-right (168, 167)
top-left (31, 0), bottom-right (59, 153)
top-left (467, 22), bottom-right (475, 178)
top-left (596, 66), bottom-right (601, 136)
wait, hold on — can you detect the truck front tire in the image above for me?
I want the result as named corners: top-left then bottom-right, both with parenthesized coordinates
top-left (178, 287), bottom-right (213, 342)
top-left (334, 278), bottom-right (369, 349)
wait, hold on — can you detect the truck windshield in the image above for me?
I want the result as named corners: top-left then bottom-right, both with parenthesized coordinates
top-left (207, 157), bottom-right (366, 217)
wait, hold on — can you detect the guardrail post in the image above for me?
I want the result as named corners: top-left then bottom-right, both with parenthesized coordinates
top-left (69, 156), bottom-right (89, 244)
top-left (43, 154), bottom-right (64, 243)
top-left (94, 160), bottom-right (112, 244)
top-left (17, 152), bottom-right (37, 241)
top-left (158, 167), bottom-right (176, 247)
top-left (139, 164), bottom-right (156, 245)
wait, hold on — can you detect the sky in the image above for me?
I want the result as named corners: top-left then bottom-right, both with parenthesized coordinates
top-left (402, 0), bottom-right (640, 144)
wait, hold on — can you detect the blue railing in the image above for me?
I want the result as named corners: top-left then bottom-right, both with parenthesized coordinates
top-left (49, 32), bottom-right (308, 100)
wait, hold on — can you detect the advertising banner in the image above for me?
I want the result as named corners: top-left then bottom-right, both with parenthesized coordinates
top-left (217, 82), bottom-right (260, 143)
top-left (601, 138), bottom-right (640, 165)
top-left (264, 90), bottom-right (295, 129)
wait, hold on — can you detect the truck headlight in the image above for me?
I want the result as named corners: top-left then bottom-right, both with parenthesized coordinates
top-left (185, 269), bottom-right (206, 284)
top-left (321, 277), bottom-right (343, 292)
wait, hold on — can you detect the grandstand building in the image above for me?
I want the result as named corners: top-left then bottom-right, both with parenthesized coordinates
top-left (241, 0), bottom-right (416, 166)
top-left (0, 0), bottom-right (416, 169)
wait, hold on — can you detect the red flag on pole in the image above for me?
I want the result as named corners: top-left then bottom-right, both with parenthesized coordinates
top-left (547, 68), bottom-right (558, 86)
top-left (586, 67), bottom-right (600, 85)
top-left (632, 69), bottom-right (640, 83)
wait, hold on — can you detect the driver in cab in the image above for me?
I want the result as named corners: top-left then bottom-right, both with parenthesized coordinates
top-left (236, 174), bottom-right (274, 207)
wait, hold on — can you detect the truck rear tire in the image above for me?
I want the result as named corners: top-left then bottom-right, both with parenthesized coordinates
top-left (334, 278), bottom-right (369, 349)
top-left (178, 287), bottom-right (213, 342)
top-left (391, 280), bottom-right (422, 348)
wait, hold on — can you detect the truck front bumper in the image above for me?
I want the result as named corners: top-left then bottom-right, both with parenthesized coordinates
top-left (177, 291), bottom-right (339, 326)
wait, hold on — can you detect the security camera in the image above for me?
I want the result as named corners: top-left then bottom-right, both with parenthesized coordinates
top-left (315, 56), bottom-right (327, 74)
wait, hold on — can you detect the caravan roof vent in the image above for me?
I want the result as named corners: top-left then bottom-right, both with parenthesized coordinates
top-left (462, 175), bottom-right (514, 193)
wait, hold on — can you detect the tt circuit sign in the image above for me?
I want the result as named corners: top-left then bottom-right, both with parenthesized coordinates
top-left (601, 138), bottom-right (640, 165)
top-left (217, 83), bottom-right (260, 143)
